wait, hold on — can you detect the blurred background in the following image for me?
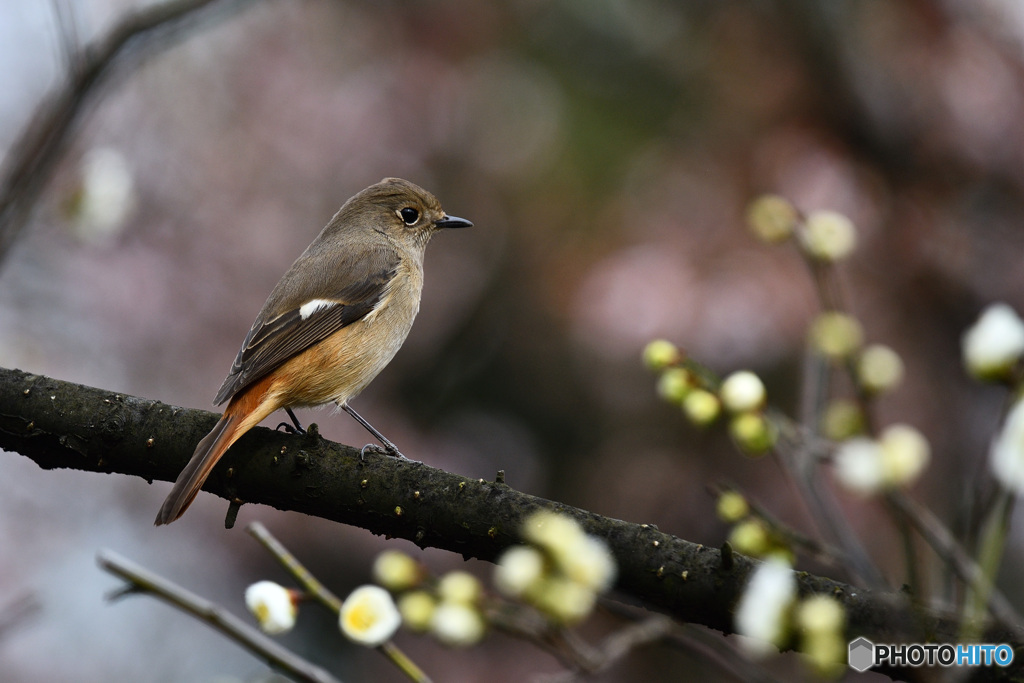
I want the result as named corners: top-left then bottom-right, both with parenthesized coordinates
top-left (2, 0), bottom-right (1024, 680)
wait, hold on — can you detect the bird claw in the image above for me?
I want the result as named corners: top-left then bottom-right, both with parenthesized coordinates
top-left (359, 443), bottom-right (418, 463)
top-left (276, 421), bottom-right (305, 435)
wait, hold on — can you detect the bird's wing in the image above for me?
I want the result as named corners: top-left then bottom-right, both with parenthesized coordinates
top-left (213, 246), bottom-right (400, 405)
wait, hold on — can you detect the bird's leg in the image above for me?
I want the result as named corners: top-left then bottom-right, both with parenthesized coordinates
top-left (341, 403), bottom-right (411, 460)
top-left (275, 407), bottom-right (306, 435)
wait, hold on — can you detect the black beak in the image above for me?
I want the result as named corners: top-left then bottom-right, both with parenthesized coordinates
top-left (434, 214), bottom-right (473, 229)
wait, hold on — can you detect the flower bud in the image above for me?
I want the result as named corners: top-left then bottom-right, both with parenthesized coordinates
top-left (798, 210), bottom-right (856, 262)
top-left (532, 577), bottom-right (597, 625)
top-left (878, 424), bottom-right (929, 488)
top-left (797, 596), bottom-right (846, 677)
top-left (747, 195), bottom-right (798, 243)
top-left (437, 571), bottom-right (482, 605)
top-left (372, 550), bottom-right (423, 592)
top-left (643, 339), bottom-right (681, 370)
top-left (729, 519), bottom-right (771, 556)
top-left (657, 367), bottom-right (692, 404)
top-left (796, 595), bottom-right (845, 635)
top-left (494, 546), bottom-right (546, 598)
top-left (683, 389), bottom-right (721, 426)
top-left (430, 602), bottom-right (485, 647)
top-left (244, 581), bottom-right (297, 635)
top-left (962, 303), bottom-right (1024, 381)
top-left (720, 371), bottom-right (767, 413)
top-left (729, 412), bottom-right (776, 455)
top-left (809, 312), bottom-right (863, 360)
top-left (397, 591), bottom-right (436, 632)
top-left (857, 344), bottom-right (904, 394)
top-left (821, 399), bottom-right (865, 441)
top-left (716, 491), bottom-right (750, 523)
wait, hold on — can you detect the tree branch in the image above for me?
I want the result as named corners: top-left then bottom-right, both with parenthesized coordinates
top-left (1, 366), bottom-right (1021, 679)
top-left (0, 0), bottom-right (252, 264)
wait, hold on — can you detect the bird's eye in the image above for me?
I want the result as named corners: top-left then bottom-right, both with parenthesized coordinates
top-left (399, 207), bottom-right (419, 225)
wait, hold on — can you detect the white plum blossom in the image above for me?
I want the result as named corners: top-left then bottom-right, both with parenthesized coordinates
top-left (494, 546), bottom-right (545, 598)
top-left (74, 147), bottom-right (135, 243)
top-left (833, 425), bottom-right (930, 495)
top-left (244, 581), bottom-right (297, 635)
top-left (339, 585), bottom-right (401, 646)
top-left (991, 399), bottom-right (1024, 495)
top-left (833, 438), bottom-right (885, 495)
top-left (798, 211), bottom-right (857, 262)
top-left (735, 559), bottom-right (796, 655)
top-left (720, 371), bottom-right (767, 413)
top-left (436, 571), bottom-right (482, 605)
top-left (429, 602), bottom-right (485, 647)
top-left (962, 304), bottom-right (1024, 380)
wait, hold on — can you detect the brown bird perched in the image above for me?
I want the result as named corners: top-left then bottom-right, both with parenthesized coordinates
top-left (155, 178), bottom-right (472, 525)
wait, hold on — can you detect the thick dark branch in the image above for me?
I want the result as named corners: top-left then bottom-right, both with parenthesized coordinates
top-left (0, 0), bottom-right (250, 264)
top-left (0, 366), bottom-right (1021, 679)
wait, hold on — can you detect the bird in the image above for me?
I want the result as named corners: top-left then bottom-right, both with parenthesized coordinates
top-left (155, 177), bottom-right (472, 525)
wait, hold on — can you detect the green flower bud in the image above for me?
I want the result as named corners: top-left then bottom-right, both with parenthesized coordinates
top-left (809, 312), bottom-right (863, 360)
top-left (643, 339), bottom-right (681, 370)
top-left (747, 195), bottom-right (798, 244)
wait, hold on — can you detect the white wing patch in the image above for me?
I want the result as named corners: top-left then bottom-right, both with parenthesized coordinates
top-left (299, 298), bottom-right (337, 320)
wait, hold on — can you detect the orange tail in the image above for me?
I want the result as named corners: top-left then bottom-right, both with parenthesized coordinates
top-left (155, 379), bottom-right (279, 525)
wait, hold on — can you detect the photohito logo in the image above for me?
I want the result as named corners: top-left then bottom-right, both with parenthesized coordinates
top-left (848, 637), bottom-right (1014, 672)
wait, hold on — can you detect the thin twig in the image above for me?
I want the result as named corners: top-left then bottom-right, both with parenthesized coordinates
top-left (533, 616), bottom-right (674, 683)
top-left (48, 0), bottom-right (81, 72)
top-left (799, 245), bottom-right (915, 589)
top-left (789, 338), bottom-right (887, 587)
top-left (885, 491), bottom-right (1023, 632)
top-left (97, 549), bottom-right (342, 683)
top-left (801, 241), bottom-right (1023, 633)
top-left (772, 405), bottom-right (887, 589)
top-left (247, 521), bottom-right (343, 611)
top-left (484, 601), bottom-right (591, 672)
top-left (708, 482), bottom-right (848, 570)
top-left (597, 600), bottom-right (786, 683)
top-left (246, 522), bottom-right (432, 683)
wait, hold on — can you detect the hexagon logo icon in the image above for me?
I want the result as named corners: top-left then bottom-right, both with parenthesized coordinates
top-left (848, 637), bottom-right (875, 672)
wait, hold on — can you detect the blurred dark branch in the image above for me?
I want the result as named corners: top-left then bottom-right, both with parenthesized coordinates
top-left (0, 0), bottom-right (251, 265)
top-left (597, 601), bottom-right (785, 683)
top-left (1, 366), bottom-right (1022, 679)
top-left (98, 550), bottom-right (341, 683)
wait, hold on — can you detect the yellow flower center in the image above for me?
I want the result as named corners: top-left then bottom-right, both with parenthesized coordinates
top-left (345, 601), bottom-right (374, 632)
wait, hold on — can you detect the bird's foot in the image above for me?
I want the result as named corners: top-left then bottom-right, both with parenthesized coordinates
top-left (276, 407), bottom-right (306, 434)
top-left (276, 421), bottom-right (305, 435)
top-left (359, 443), bottom-right (419, 463)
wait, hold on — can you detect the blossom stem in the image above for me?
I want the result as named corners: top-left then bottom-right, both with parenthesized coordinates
top-left (379, 641), bottom-right (432, 683)
top-left (247, 521), bottom-right (342, 611)
top-left (961, 487), bottom-right (1014, 641)
top-left (886, 490), bottom-right (1021, 630)
top-left (885, 494), bottom-right (921, 598)
top-left (247, 522), bottom-right (430, 683)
